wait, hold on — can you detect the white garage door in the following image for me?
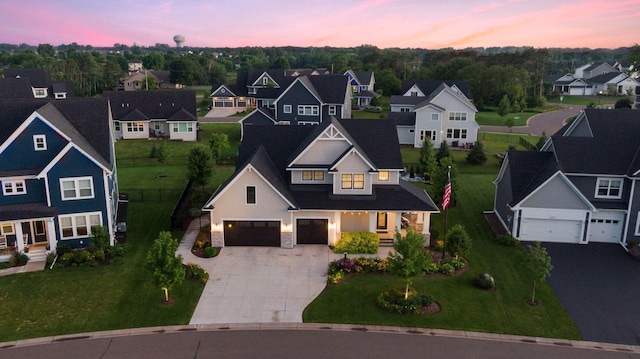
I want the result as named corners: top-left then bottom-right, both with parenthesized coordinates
top-left (520, 218), bottom-right (583, 243)
top-left (588, 217), bottom-right (623, 243)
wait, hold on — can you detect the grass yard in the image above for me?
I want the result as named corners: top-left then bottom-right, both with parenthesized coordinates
top-left (546, 95), bottom-right (620, 106)
top-left (0, 124), bottom-right (240, 342)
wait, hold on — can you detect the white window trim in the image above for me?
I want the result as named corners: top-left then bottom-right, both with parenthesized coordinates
top-left (126, 122), bottom-right (144, 133)
top-left (58, 212), bottom-right (103, 239)
top-left (283, 105), bottom-right (292, 113)
top-left (2, 180), bottom-right (26, 196)
top-left (297, 105), bottom-right (319, 116)
top-left (420, 130), bottom-right (436, 142)
top-left (448, 112), bottom-right (468, 121)
top-left (114, 121), bottom-right (121, 131)
top-left (595, 177), bottom-right (623, 199)
top-left (172, 122), bottom-right (194, 133)
top-left (1, 223), bottom-right (15, 235)
top-left (246, 185), bottom-right (257, 205)
top-left (33, 134), bottom-right (47, 151)
top-left (60, 177), bottom-right (95, 201)
top-left (329, 105), bottom-right (337, 116)
top-left (302, 170), bottom-right (325, 181)
top-left (341, 173), bottom-right (365, 190)
top-left (446, 128), bottom-right (468, 139)
top-left (431, 113), bottom-right (439, 121)
top-left (378, 171), bottom-right (389, 181)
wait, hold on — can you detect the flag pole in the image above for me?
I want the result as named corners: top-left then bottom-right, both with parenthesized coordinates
top-left (442, 165), bottom-right (451, 259)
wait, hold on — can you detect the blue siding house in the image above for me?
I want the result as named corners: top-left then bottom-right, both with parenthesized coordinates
top-left (0, 99), bottom-right (118, 261)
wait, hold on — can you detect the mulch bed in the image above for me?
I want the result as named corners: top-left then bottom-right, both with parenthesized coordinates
top-left (417, 301), bottom-right (441, 314)
top-left (191, 246), bottom-right (221, 258)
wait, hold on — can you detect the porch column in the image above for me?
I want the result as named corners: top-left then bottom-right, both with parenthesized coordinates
top-left (368, 212), bottom-right (376, 233)
top-left (14, 221), bottom-right (24, 252)
top-left (47, 218), bottom-right (57, 254)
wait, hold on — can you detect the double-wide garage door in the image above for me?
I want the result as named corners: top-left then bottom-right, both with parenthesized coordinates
top-left (223, 221), bottom-right (280, 246)
top-left (297, 219), bottom-right (328, 245)
top-left (520, 218), bottom-right (583, 243)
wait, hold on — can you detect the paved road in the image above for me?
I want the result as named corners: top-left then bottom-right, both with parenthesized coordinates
top-left (1, 326), bottom-right (639, 359)
top-left (480, 103), bottom-right (585, 136)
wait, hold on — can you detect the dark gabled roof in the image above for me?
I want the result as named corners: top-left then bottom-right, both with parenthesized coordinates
top-left (0, 78), bottom-right (34, 99)
top-left (0, 98), bottom-right (113, 170)
top-left (4, 68), bottom-right (52, 88)
top-left (587, 72), bottom-right (622, 84)
top-left (103, 90), bottom-right (196, 120)
top-left (303, 75), bottom-right (349, 104)
top-left (0, 202), bottom-right (57, 221)
top-left (400, 80), bottom-right (472, 100)
top-left (583, 62), bottom-right (612, 73)
top-left (168, 108), bottom-right (197, 122)
top-left (353, 71), bottom-right (373, 85)
top-left (551, 109), bottom-right (640, 176)
top-left (504, 150), bottom-right (557, 206)
top-left (51, 81), bottom-right (75, 97)
top-left (389, 95), bottom-right (423, 106)
top-left (149, 70), bottom-right (171, 83)
top-left (546, 73), bottom-right (569, 83)
top-left (387, 111), bottom-right (416, 126)
top-left (240, 107), bottom-right (276, 125)
top-left (338, 119), bottom-right (403, 169)
top-left (246, 69), bottom-right (289, 87)
top-left (121, 108), bottom-right (148, 121)
top-left (355, 89), bottom-right (379, 98)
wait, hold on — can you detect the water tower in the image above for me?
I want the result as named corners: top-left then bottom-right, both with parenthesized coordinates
top-left (173, 35), bottom-right (185, 48)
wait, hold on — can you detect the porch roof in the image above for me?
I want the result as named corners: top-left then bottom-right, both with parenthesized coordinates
top-left (0, 202), bottom-right (56, 221)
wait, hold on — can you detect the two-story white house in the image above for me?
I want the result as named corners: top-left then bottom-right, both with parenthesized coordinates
top-left (203, 118), bottom-right (438, 248)
top-left (390, 80), bottom-right (479, 148)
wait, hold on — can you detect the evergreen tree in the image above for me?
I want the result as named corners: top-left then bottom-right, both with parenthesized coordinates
top-left (466, 141), bottom-right (487, 165)
top-left (498, 94), bottom-right (511, 116)
top-left (435, 141), bottom-right (451, 164)
top-left (445, 224), bottom-right (471, 259)
top-left (419, 137), bottom-right (437, 181)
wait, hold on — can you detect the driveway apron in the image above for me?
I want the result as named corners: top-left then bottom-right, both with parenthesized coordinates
top-left (543, 243), bottom-right (640, 345)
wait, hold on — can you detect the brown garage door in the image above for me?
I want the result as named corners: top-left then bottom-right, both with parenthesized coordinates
top-left (297, 219), bottom-right (328, 245)
top-left (224, 221), bottom-right (280, 246)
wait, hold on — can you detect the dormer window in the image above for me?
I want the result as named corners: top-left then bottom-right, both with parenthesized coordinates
top-left (596, 178), bottom-right (622, 199)
top-left (34, 88), bottom-right (47, 98)
top-left (33, 135), bottom-right (47, 151)
top-left (378, 171), bottom-right (389, 181)
top-left (341, 173), bottom-right (364, 189)
top-left (302, 170), bottom-right (324, 181)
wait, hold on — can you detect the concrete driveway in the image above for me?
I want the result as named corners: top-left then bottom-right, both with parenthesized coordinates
top-left (543, 242), bottom-right (640, 345)
top-left (189, 245), bottom-right (338, 325)
top-left (480, 103), bottom-right (585, 136)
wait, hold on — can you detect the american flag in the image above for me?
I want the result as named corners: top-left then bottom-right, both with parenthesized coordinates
top-left (441, 172), bottom-right (451, 209)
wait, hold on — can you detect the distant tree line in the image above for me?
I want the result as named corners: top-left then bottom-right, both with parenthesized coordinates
top-left (1, 42), bottom-right (637, 106)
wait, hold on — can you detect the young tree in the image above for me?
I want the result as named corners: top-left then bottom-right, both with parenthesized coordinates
top-left (498, 94), bottom-right (511, 116)
top-left (141, 75), bottom-right (158, 90)
top-left (209, 133), bottom-right (230, 165)
top-left (525, 241), bottom-right (553, 305)
top-left (435, 141), bottom-right (451, 164)
top-left (465, 141), bottom-right (487, 165)
top-left (419, 137), bottom-right (437, 181)
top-left (445, 224), bottom-right (471, 259)
top-left (91, 225), bottom-right (111, 250)
top-left (146, 231), bottom-right (185, 303)
top-left (387, 229), bottom-right (432, 299)
top-left (156, 141), bottom-right (170, 164)
top-left (188, 144), bottom-right (213, 191)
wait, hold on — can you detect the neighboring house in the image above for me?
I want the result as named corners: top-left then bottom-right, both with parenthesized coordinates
top-left (3, 68), bottom-right (74, 99)
top-left (203, 118), bottom-right (438, 248)
top-left (493, 109), bottom-right (640, 245)
top-left (389, 80), bottom-right (478, 148)
top-left (103, 90), bottom-right (198, 141)
top-left (343, 70), bottom-right (379, 108)
top-left (239, 74), bottom-right (352, 136)
top-left (579, 62), bottom-right (618, 79)
top-left (123, 71), bottom-right (183, 91)
top-left (546, 73), bottom-right (593, 96)
top-left (0, 98), bottom-right (119, 262)
top-left (587, 72), bottom-right (640, 96)
top-left (127, 59), bottom-right (143, 74)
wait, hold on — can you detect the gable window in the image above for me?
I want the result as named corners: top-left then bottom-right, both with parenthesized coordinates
top-left (449, 112), bottom-right (467, 121)
top-left (172, 122), bottom-right (193, 133)
top-left (34, 88), bottom-right (46, 98)
top-left (114, 121), bottom-right (121, 131)
top-left (400, 107), bottom-right (411, 112)
top-left (246, 186), bottom-right (256, 204)
top-left (33, 135), bottom-right (47, 151)
top-left (446, 128), bottom-right (468, 139)
top-left (283, 105), bottom-right (292, 113)
top-left (59, 212), bottom-right (102, 239)
top-left (431, 113), bottom-right (439, 121)
top-left (302, 170), bottom-right (324, 181)
top-left (341, 173), bottom-right (364, 189)
top-left (126, 122), bottom-right (144, 132)
top-left (378, 171), bottom-right (389, 181)
top-left (262, 77), bottom-right (268, 85)
top-left (298, 105), bottom-right (319, 116)
top-left (60, 177), bottom-right (94, 200)
top-left (1, 223), bottom-right (15, 235)
top-left (596, 178), bottom-right (622, 199)
top-left (410, 91), bottom-right (418, 97)
top-left (2, 180), bottom-right (26, 196)
top-left (329, 105), bottom-right (337, 116)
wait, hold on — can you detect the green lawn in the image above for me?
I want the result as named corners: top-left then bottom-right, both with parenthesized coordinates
top-left (546, 95), bottom-right (621, 106)
top-left (303, 172), bottom-right (580, 340)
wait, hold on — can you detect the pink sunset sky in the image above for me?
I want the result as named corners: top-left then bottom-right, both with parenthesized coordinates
top-left (2, 0), bottom-right (639, 49)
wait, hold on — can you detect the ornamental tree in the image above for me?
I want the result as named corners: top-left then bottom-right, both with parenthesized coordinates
top-left (387, 229), bottom-right (432, 299)
top-left (525, 241), bottom-right (553, 305)
top-left (146, 231), bottom-right (185, 303)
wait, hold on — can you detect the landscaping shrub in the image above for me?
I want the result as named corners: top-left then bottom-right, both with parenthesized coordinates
top-left (73, 250), bottom-right (92, 265)
top-left (93, 249), bottom-right (106, 262)
top-left (56, 243), bottom-right (72, 257)
top-left (376, 287), bottom-right (434, 314)
top-left (443, 257), bottom-right (465, 270)
top-left (106, 243), bottom-right (127, 259)
top-left (0, 262), bottom-right (10, 270)
top-left (439, 263), bottom-right (454, 275)
top-left (496, 234), bottom-right (517, 246)
top-left (186, 263), bottom-right (209, 285)
top-left (195, 228), bottom-right (211, 249)
top-left (353, 257), bottom-right (388, 273)
top-left (473, 273), bottom-right (496, 290)
top-left (57, 252), bottom-right (74, 266)
top-left (425, 262), bottom-right (439, 274)
top-left (433, 240), bottom-right (444, 252)
top-left (204, 246), bottom-right (217, 258)
top-left (333, 232), bottom-right (379, 254)
top-left (9, 252), bottom-right (28, 267)
top-left (327, 270), bottom-right (345, 284)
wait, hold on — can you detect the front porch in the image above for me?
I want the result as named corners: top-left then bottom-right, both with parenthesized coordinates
top-left (334, 210), bottom-right (430, 246)
top-left (0, 218), bottom-right (56, 262)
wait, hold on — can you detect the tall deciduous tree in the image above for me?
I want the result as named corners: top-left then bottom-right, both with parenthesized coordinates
top-left (526, 241), bottom-right (553, 305)
top-left (146, 231), bottom-right (185, 303)
top-left (388, 229), bottom-right (432, 299)
top-left (209, 133), bottom-right (230, 165)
